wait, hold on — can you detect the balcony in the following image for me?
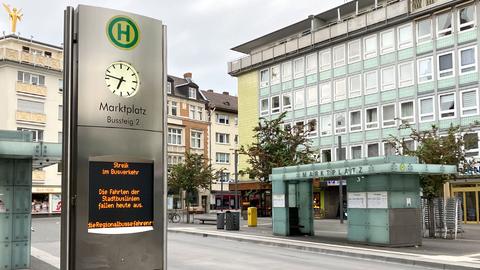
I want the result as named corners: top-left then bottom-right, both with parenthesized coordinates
top-left (16, 111), bottom-right (47, 124)
top-left (16, 82), bottom-right (47, 96)
top-left (410, 0), bottom-right (449, 13)
top-left (228, 0), bottom-right (409, 75)
top-left (0, 47), bottom-right (63, 71)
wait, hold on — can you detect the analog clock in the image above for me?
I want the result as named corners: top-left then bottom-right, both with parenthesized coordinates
top-left (104, 61), bottom-right (140, 98)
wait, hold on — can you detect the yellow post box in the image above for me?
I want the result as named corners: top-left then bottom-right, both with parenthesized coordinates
top-left (248, 207), bottom-right (257, 227)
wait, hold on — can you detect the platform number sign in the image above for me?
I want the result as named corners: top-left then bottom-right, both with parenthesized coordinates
top-left (106, 15), bottom-right (140, 50)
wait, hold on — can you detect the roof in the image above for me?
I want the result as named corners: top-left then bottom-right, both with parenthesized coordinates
top-left (0, 34), bottom-right (63, 51)
top-left (231, 0), bottom-right (377, 54)
top-left (167, 74), bottom-right (207, 103)
top-left (201, 90), bottom-right (238, 113)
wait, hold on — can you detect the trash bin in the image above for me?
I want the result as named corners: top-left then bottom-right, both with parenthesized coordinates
top-left (217, 212), bottom-right (225, 230)
top-left (248, 207), bottom-right (257, 227)
top-left (225, 211), bottom-right (240, 231)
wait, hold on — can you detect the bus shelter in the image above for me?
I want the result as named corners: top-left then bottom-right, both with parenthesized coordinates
top-left (270, 156), bottom-right (457, 247)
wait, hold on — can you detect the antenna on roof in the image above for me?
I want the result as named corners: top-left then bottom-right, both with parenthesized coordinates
top-left (337, 8), bottom-right (341, 22)
top-left (356, 1), bottom-right (359, 15)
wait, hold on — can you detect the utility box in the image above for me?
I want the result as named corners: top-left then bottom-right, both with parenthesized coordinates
top-left (248, 207), bottom-right (257, 227)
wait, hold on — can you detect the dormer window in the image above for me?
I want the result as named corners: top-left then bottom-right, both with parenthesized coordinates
top-left (167, 82), bottom-right (172, 94)
top-left (189, 87), bottom-right (197, 99)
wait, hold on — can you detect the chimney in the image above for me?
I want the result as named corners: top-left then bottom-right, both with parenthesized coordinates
top-left (222, 91), bottom-right (229, 95)
top-left (183, 72), bottom-right (192, 79)
top-left (207, 89), bottom-right (214, 92)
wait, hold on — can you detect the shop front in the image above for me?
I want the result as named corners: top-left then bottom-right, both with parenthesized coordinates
top-left (451, 179), bottom-right (480, 224)
top-left (230, 181), bottom-right (272, 217)
top-left (32, 186), bottom-right (61, 214)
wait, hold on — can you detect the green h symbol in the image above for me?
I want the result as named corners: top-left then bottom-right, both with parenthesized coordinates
top-left (116, 23), bottom-right (131, 42)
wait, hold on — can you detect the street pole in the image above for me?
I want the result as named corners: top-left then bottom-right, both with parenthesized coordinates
top-left (221, 173), bottom-right (224, 212)
top-left (234, 149), bottom-right (239, 210)
top-left (338, 136), bottom-right (344, 224)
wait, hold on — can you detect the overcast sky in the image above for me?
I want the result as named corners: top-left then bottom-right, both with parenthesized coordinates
top-left (1, 0), bottom-right (344, 95)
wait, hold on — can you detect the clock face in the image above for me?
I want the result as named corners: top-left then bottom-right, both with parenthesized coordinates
top-left (104, 61), bottom-right (140, 98)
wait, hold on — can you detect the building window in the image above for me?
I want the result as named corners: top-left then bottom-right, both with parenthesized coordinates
top-left (334, 112), bottom-right (346, 134)
top-left (319, 50), bottom-right (331, 71)
top-left (382, 104), bottom-right (396, 127)
top-left (282, 62), bottom-right (292, 82)
top-left (419, 97), bottom-right (435, 122)
top-left (281, 93), bottom-right (292, 112)
top-left (350, 110), bottom-right (362, 132)
top-left (397, 23), bottom-right (413, 49)
top-left (348, 39), bottom-right (361, 63)
top-left (260, 98), bottom-right (269, 116)
top-left (271, 96), bottom-right (280, 114)
top-left (167, 128), bottom-right (182, 145)
top-left (398, 62), bottom-right (414, 87)
top-left (234, 135), bottom-right (238, 144)
top-left (400, 101), bottom-right (414, 123)
top-left (294, 90), bottom-right (305, 110)
top-left (17, 71), bottom-right (45, 86)
top-left (283, 122), bottom-right (292, 132)
top-left (58, 79), bottom-right (63, 92)
top-left (306, 53), bottom-right (317, 75)
top-left (167, 82), bottom-right (172, 94)
top-left (464, 133), bottom-right (479, 157)
top-left (270, 65), bottom-right (280, 85)
top-left (306, 86), bottom-right (318, 107)
top-left (216, 153), bottom-right (230, 164)
top-left (438, 51), bottom-right (454, 78)
top-left (17, 128), bottom-right (43, 142)
top-left (215, 132), bottom-right (230, 144)
top-left (364, 70), bottom-right (378, 94)
top-left (458, 5), bottom-right (476, 32)
top-left (197, 106), bottom-right (203, 120)
top-left (320, 115), bottom-right (332, 136)
top-left (171, 101), bottom-right (178, 116)
top-left (459, 46), bottom-right (477, 75)
top-left (189, 105), bottom-right (196, 119)
top-left (307, 118), bottom-right (318, 137)
top-left (439, 93), bottom-right (456, 119)
top-left (260, 69), bottom-right (269, 87)
top-left (351, 145), bottom-right (362, 160)
top-left (191, 131), bottom-right (202, 149)
top-left (333, 44), bottom-right (345, 67)
top-left (216, 114), bottom-right (230, 124)
top-left (58, 105), bottom-right (62, 120)
top-left (384, 143), bottom-right (396, 156)
top-left (380, 29), bottom-right (394, 55)
top-left (188, 87), bottom-right (197, 99)
top-left (336, 147), bottom-right (347, 161)
top-left (367, 143), bottom-right (379, 157)
top-left (436, 12), bottom-right (452, 38)
top-left (349, 74), bottom-right (362, 98)
top-left (334, 78), bottom-right (346, 101)
top-left (320, 82), bottom-right (331, 104)
top-left (365, 107), bottom-right (378, 130)
top-left (17, 99), bottom-right (44, 114)
top-left (416, 18), bottom-right (432, 44)
top-left (321, 149), bottom-right (332, 162)
top-left (293, 57), bottom-right (304, 78)
top-left (461, 89), bottom-right (478, 117)
top-left (381, 66), bottom-right (395, 91)
top-left (417, 57), bottom-right (433, 83)
top-left (364, 34), bottom-right (377, 59)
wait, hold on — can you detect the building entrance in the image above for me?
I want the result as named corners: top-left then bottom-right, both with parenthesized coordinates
top-left (452, 184), bottom-right (480, 224)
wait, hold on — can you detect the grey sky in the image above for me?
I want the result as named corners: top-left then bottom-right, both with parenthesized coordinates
top-left (1, 0), bottom-right (343, 95)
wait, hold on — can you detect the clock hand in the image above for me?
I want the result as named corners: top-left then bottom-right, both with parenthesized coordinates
top-left (116, 76), bottom-right (126, 89)
top-left (106, 74), bottom-right (123, 81)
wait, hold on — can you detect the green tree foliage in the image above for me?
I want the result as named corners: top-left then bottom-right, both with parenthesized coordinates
top-left (240, 112), bottom-right (315, 182)
top-left (168, 152), bottom-right (215, 222)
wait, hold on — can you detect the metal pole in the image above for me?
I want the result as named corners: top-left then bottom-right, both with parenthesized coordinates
top-left (221, 175), bottom-right (224, 212)
top-left (234, 149), bottom-right (239, 210)
top-left (338, 136), bottom-right (344, 224)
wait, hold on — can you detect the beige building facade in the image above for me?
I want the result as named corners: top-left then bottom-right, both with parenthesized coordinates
top-left (0, 35), bottom-right (63, 214)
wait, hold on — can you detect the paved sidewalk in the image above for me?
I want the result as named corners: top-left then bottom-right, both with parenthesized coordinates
top-left (169, 214), bottom-right (480, 270)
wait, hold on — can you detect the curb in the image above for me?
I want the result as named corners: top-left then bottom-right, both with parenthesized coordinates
top-left (168, 228), bottom-right (479, 270)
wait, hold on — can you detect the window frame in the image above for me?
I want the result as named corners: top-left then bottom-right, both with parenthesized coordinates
top-left (320, 115), bottom-right (332, 137)
top-left (282, 93), bottom-right (292, 112)
top-left (306, 118), bottom-right (318, 138)
top-left (397, 23), bottom-right (413, 50)
top-left (270, 65), bottom-right (281, 85)
top-left (294, 89), bottom-right (305, 110)
top-left (418, 96), bottom-right (435, 123)
top-left (350, 145), bottom-right (363, 160)
top-left (417, 56), bottom-right (434, 83)
top-left (270, 95), bottom-right (281, 114)
top-left (188, 87), bottom-right (197, 99)
top-left (306, 85), bottom-right (318, 107)
top-left (349, 110), bottom-right (362, 132)
top-left (260, 98), bottom-right (269, 116)
top-left (436, 11), bottom-right (453, 38)
top-left (458, 4), bottom-right (476, 32)
top-left (460, 88), bottom-right (479, 117)
top-left (334, 78), bottom-right (347, 101)
top-left (364, 70), bottom-right (378, 94)
top-left (260, 68), bottom-right (270, 87)
top-left (380, 65), bottom-right (396, 91)
top-left (348, 74), bottom-right (362, 98)
top-left (400, 100), bottom-right (415, 124)
top-left (365, 107), bottom-right (379, 130)
top-left (416, 18), bottom-right (432, 44)
top-left (216, 114), bottom-right (230, 125)
top-left (437, 51), bottom-right (455, 79)
top-left (282, 61), bottom-right (292, 82)
top-left (216, 132), bottom-right (230, 144)
top-left (398, 61), bottom-right (414, 88)
top-left (382, 103), bottom-right (396, 127)
top-left (380, 29), bottom-right (395, 55)
top-left (366, 143), bottom-right (380, 157)
top-left (306, 53), bottom-right (318, 75)
top-left (383, 141), bottom-right (397, 156)
top-left (320, 82), bottom-right (331, 104)
top-left (319, 49), bottom-right (331, 71)
top-left (459, 46), bottom-right (478, 75)
top-left (190, 130), bottom-right (203, 149)
top-left (438, 92), bottom-right (457, 120)
top-left (333, 44), bottom-right (346, 68)
top-left (293, 57), bottom-right (305, 79)
top-left (321, 148), bottom-right (333, 163)
top-left (363, 34), bottom-right (378, 59)
top-left (167, 127), bottom-right (183, 146)
top-left (216, 152), bottom-right (230, 164)
top-left (348, 39), bottom-right (361, 64)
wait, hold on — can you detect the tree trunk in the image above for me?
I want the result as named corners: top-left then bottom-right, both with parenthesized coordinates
top-left (428, 198), bottom-right (436, 238)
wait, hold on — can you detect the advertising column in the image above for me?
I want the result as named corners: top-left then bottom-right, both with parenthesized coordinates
top-left (62, 5), bottom-right (166, 270)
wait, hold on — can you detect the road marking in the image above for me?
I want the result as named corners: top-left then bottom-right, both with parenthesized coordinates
top-left (31, 246), bottom-right (60, 269)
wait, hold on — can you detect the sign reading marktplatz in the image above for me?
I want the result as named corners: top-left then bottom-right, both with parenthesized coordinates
top-left (62, 5), bottom-right (166, 270)
top-left (88, 161), bottom-right (154, 233)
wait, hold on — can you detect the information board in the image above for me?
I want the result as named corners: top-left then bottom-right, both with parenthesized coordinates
top-left (367, 192), bottom-right (388, 209)
top-left (88, 160), bottom-right (154, 234)
top-left (347, 192), bottom-right (367, 208)
top-left (273, 194), bottom-right (286, 208)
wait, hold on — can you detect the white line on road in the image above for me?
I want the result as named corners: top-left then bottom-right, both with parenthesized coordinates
top-left (31, 246), bottom-right (60, 269)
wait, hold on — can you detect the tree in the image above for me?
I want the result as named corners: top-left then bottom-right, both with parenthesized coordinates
top-left (385, 121), bottom-right (477, 237)
top-left (240, 112), bottom-right (315, 182)
top-left (168, 152), bottom-right (215, 223)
